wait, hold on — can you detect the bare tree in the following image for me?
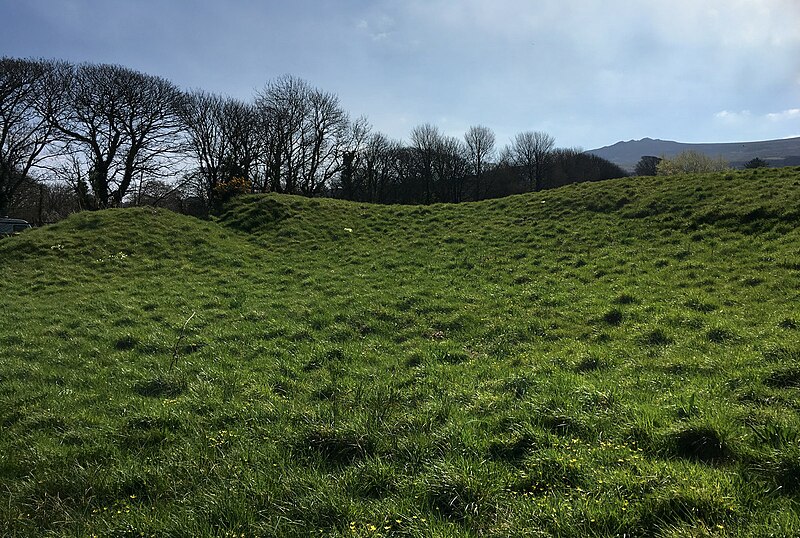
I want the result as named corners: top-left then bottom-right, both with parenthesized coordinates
top-left (464, 125), bottom-right (495, 200)
top-left (435, 136), bottom-right (468, 203)
top-left (256, 76), bottom-right (351, 196)
top-left (179, 91), bottom-right (261, 208)
top-left (300, 86), bottom-right (349, 196)
top-left (510, 130), bottom-right (555, 191)
top-left (47, 152), bottom-right (91, 211)
top-left (256, 75), bottom-right (308, 194)
top-left (362, 132), bottom-right (399, 203)
top-left (116, 68), bottom-right (185, 206)
top-left (387, 145), bottom-right (415, 204)
top-left (0, 58), bottom-right (55, 215)
top-left (254, 76), bottom-right (349, 196)
top-left (219, 98), bottom-right (259, 190)
top-left (7, 177), bottom-right (80, 224)
top-left (337, 116), bottom-right (371, 200)
top-left (43, 62), bottom-right (183, 209)
top-left (410, 123), bottom-right (443, 204)
top-left (178, 91), bottom-right (229, 203)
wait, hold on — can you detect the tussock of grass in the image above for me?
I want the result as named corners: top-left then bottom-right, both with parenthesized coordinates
top-left (602, 307), bottom-right (624, 326)
top-left (132, 375), bottom-right (187, 398)
top-left (2, 168), bottom-right (800, 535)
top-left (640, 327), bottom-right (673, 346)
top-left (764, 367), bottom-right (800, 389)
top-left (760, 450), bottom-right (800, 494)
top-left (422, 460), bottom-right (498, 525)
top-left (667, 425), bottom-right (731, 463)
top-left (296, 426), bottom-right (376, 466)
top-left (575, 355), bottom-right (608, 373)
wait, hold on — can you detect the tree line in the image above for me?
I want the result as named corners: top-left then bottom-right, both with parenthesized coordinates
top-left (1, 57), bottom-right (628, 222)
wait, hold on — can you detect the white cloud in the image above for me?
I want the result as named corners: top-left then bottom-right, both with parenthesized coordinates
top-left (715, 110), bottom-right (752, 121)
top-left (712, 108), bottom-right (800, 142)
top-left (718, 109), bottom-right (800, 124)
top-left (767, 109), bottom-right (800, 122)
top-left (355, 13), bottom-right (396, 42)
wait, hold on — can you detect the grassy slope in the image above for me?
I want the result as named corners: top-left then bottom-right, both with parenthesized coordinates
top-left (1, 168), bottom-right (799, 537)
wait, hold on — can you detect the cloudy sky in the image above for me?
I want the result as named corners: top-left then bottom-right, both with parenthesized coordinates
top-left (2, 0), bottom-right (799, 149)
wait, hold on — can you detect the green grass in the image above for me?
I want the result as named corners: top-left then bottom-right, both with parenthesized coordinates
top-left (1, 167), bottom-right (799, 536)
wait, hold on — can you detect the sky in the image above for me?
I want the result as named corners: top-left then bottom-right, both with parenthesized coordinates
top-left (1, 0), bottom-right (799, 150)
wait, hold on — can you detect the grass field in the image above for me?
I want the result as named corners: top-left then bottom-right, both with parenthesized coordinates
top-left (1, 167), bottom-right (799, 537)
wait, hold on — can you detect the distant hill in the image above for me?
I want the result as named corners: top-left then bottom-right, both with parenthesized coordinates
top-left (586, 136), bottom-right (800, 172)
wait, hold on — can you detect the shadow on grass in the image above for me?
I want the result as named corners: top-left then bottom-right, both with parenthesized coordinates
top-left (295, 426), bottom-right (376, 467)
top-left (765, 367), bottom-right (800, 389)
top-left (132, 375), bottom-right (186, 398)
top-left (666, 425), bottom-right (730, 463)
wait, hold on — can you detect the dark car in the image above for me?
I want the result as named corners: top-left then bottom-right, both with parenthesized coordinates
top-left (0, 217), bottom-right (32, 237)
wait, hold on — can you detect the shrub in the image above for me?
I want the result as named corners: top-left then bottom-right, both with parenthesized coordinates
top-left (743, 158), bottom-right (769, 169)
top-left (212, 176), bottom-right (251, 212)
top-left (657, 151), bottom-right (729, 175)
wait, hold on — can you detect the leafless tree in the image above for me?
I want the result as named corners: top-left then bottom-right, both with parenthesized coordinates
top-left (178, 92), bottom-right (261, 205)
top-left (464, 125), bottom-right (495, 200)
top-left (178, 91), bottom-right (229, 203)
top-left (435, 135), bottom-right (468, 203)
top-left (254, 75), bottom-right (349, 196)
top-left (47, 152), bottom-right (91, 210)
top-left (0, 58), bottom-right (56, 215)
top-left (336, 116), bottom-right (371, 200)
top-left (300, 86), bottom-right (349, 195)
top-left (510, 130), bottom-right (555, 191)
top-left (389, 145), bottom-right (417, 204)
top-left (221, 99), bottom-right (260, 190)
top-left (407, 124), bottom-right (472, 203)
top-left (7, 177), bottom-right (80, 224)
top-left (256, 75), bottom-right (308, 194)
top-left (362, 132), bottom-right (399, 203)
top-left (410, 123), bottom-right (443, 204)
top-left (43, 62), bottom-right (183, 209)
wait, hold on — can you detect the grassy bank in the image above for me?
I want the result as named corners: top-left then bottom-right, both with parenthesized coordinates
top-left (1, 167), bottom-right (799, 536)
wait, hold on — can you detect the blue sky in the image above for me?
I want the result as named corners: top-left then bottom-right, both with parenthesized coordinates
top-left (2, 0), bottom-right (799, 149)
